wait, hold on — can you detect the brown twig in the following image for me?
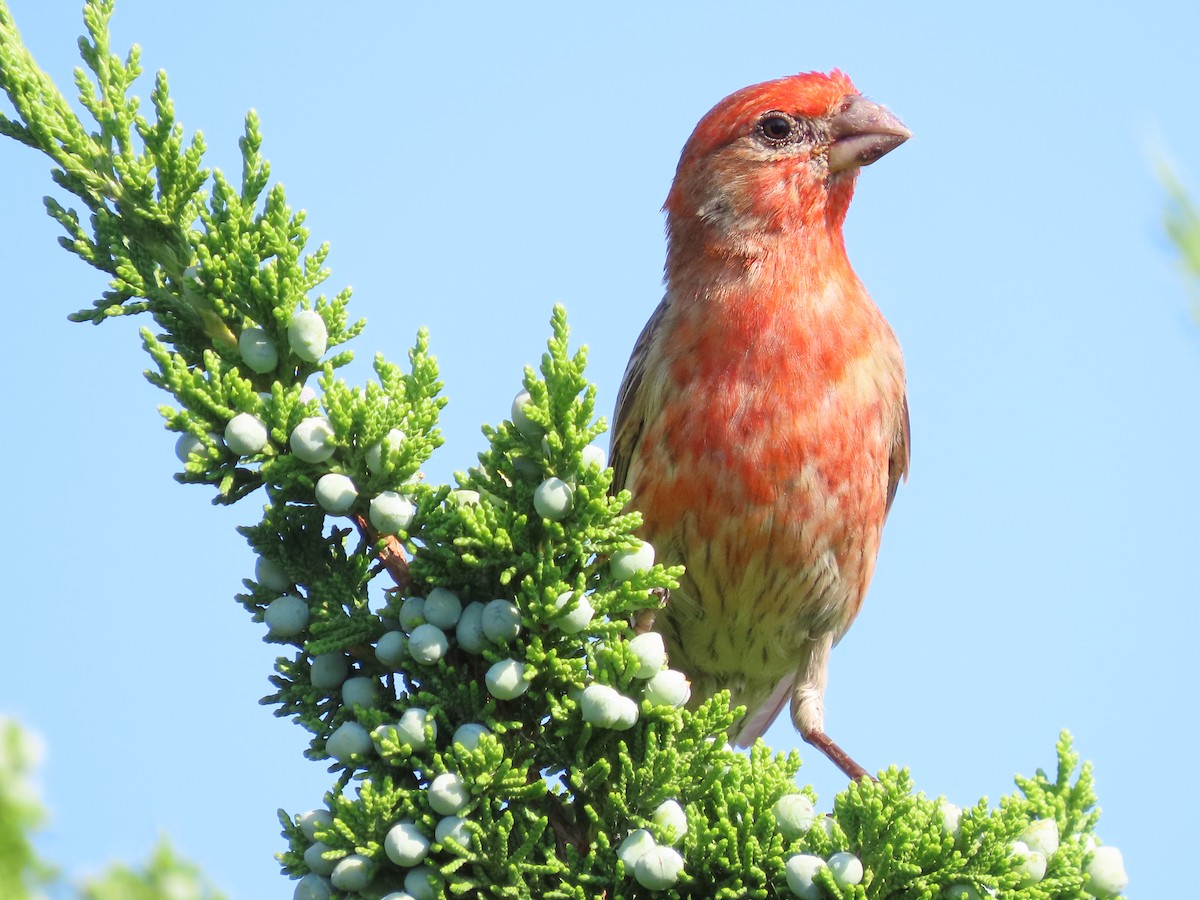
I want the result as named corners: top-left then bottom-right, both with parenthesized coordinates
top-left (546, 799), bottom-right (589, 859)
top-left (522, 760), bottom-right (589, 858)
top-left (352, 512), bottom-right (411, 593)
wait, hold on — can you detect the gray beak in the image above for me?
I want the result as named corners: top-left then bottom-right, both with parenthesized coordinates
top-left (827, 95), bottom-right (910, 172)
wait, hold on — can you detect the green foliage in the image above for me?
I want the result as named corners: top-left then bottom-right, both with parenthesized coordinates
top-left (0, 2), bottom-right (1127, 898)
top-left (1163, 161), bottom-right (1200, 295)
top-left (0, 719), bottom-right (53, 899)
top-left (0, 718), bottom-right (223, 899)
top-left (80, 838), bottom-right (227, 900)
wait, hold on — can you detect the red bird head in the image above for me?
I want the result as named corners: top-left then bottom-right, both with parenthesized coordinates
top-left (664, 70), bottom-right (909, 260)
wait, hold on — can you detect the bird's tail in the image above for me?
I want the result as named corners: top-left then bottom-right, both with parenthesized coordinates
top-left (731, 676), bottom-right (791, 747)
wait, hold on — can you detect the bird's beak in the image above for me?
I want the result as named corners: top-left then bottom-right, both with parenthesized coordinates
top-left (827, 95), bottom-right (910, 173)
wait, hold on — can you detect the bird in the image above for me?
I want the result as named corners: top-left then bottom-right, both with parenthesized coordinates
top-left (609, 70), bottom-right (910, 780)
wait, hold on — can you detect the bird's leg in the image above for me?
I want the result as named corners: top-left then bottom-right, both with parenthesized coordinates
top-left (632, 587), bottom-right (669, 634)
top-left (632, 609), bottom-right (658, 634)
top-left (803, 730), bottom-right (871, 782)
top-left (791, 633), bottom-right (874, 782)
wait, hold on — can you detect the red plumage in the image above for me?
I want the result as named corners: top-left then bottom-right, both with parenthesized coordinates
top-left (610, 71), bottom-right (910, 779)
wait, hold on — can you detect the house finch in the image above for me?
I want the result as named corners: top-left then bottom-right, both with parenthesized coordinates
top-left (610, 70), bottom-right (910, 780)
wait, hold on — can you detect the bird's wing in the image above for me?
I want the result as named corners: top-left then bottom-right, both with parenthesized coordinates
top-left (885, 392), bottom-right (910, 516)
top-left (609, 297), bottom-right (669, 494)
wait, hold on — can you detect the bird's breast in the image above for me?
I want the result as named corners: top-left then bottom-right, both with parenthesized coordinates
top-left (627, 279), bottom-right (903, 665)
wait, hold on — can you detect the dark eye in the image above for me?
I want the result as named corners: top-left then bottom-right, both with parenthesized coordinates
top-left (757, 112), bottom-right (795, 144)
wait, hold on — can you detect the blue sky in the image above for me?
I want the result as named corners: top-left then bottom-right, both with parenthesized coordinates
top-left (2, 1), bottom-right (1197, 896)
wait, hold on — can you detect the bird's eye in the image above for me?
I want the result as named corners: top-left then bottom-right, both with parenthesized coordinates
top-left (757, 113), bottom-right (795, 144)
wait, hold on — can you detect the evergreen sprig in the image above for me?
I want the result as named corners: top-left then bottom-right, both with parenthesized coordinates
top-left (0, 3), bottom-right (1127, 898)
top-left (1162, 160), bottom-right (1200, 316)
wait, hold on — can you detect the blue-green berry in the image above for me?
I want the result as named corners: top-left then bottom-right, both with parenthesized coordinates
top-left (174, 432), bottom-right (212, 464)
top-left (297, 809), bottom-right (333, 842)
top-left (384, 820), bottom-right (430, 867)
top-left (396, 708), bottom-right (435, 751)
top-left (302, 841), bottom-right (336, 876)
top-left (1085, 846), bottom-right (1128, 896)
top-left (315, 473), bottom-right (357, 514)
top-left (533, 476), bottom-right (573, 520)
top-left (628, 632), bottom-right (666, 678)
top-left (329, 854), bottom-right (375, 892)
top-left (435, 815), bottom-right (472, 849)
top-left (481, 599), bottom-right (522, 644)
top-left (643, 669), bottom-right (691, 707)
top-left (399, 596), bottom-right (426, 631)
top-left (828, 851), bottom-right (864, 888)
top-left (581, 443), bottom-right (607, 470)
top-left (326, 722), bottom-right (371, 764)
top-left (292, 873), bottom-right (332, 900)
top-left (288, 309), bottom-right (328, 362)
top-left (453, 723), bottom-right (490, 752)
top-left (554, 592), bottom-right (594, 634)
top-left (510, 390), bottom-right (542, 438)
top-left (1010, 841), bottom-right (1047, 886)
top-left (255, 556), bottom-right (289, 591)
top-left (428, 772), bottom-right (469, 815)
top-left (265, 594), bottom-right (308, 637)
top-left (610, 540), bottom-right (655, 581)
top-left (239, 326), bottom-right (278, 373)
top-left (408, 623), bottom-right (449, 664)
top-left (456, 602), bottom-right (487, 653)
top-left (773, 794), bottom-right (815, 840)
top-left (290, 417), bottom-right (336, 463)
top-left (365, 428), bottom-right (406, 473)
top-left (1019, 819), bottom-right (1059, 858)
top-left (784, 854), bottom-right (826, 899)
top-left (634, 845), bottom-right (685, 890)
top-left (309, 653), bottom-right (349, 690)
top-left (225, 412), bottom-right (268, 456)
top-left (618, 829), bottom-right (656, 869)
top-left (374, 632), bottom-right (407, 669)
top-left (369, 491), bottom-right (416, 534)
top-left (652, 799), bottom-right (687, 844)
top-left (341, 676), bottom-right (379, 710)
top-left (404, 865), bottom-right (442, 900)
top-left (580, 684), bottom-right (635, 728)
top-left (423, 587), bottom-right (462, 628)
top-left (485, 659), bottom-right (530, 699)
